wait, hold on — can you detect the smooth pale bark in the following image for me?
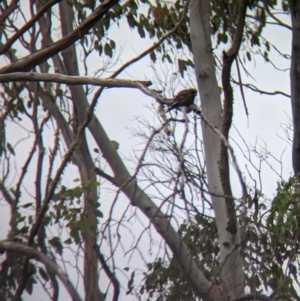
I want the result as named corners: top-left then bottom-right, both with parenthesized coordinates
top-left (0, 72), bottom-right (151, 87)
top-left (189, 0), bottom-right (245, 299)
top-left (55, 2), bottom-right (106, 301)
top-left (288, 0), bottom-right (300, 175)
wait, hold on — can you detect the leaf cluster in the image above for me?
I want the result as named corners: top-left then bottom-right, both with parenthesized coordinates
top-left (140, 215), bottom-right (219, 301)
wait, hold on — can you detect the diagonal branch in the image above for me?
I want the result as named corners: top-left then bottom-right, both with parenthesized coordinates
top-left (260, 1), bottom-right (291, 30)
top-left (94, 244), bottom-right (120, 301)
top-left (110, 0), bottom-right (191, 79)
top-left (0, 0), bottom-right (119, 74)
top-left (0, 0), bottom-right (18, 25)
top-left (87, 0), bottom-right (191, 104)
top-left (0, 0), bottom-right (62, 55)
top-left (0, 240), bottom-right (83, 301)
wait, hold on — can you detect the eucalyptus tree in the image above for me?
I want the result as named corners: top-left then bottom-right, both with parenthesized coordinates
top-left (0, 1), bottom-right (297, 301)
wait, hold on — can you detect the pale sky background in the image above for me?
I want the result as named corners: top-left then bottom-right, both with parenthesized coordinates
top-left (0, 3), bottom-right (294, 301)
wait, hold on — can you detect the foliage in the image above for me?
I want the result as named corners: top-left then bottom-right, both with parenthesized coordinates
top-left (0, 0), bottom-right (297, 300)
top-left (141, 178), bottom-right (300, 301)
top-left (141, 216), bottom-right (219, 301)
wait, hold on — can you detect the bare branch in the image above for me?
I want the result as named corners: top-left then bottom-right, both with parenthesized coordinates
top-left (0, 0), bottom-right (62, 55)
top-left (110, 0), bottom-right (191, 78)
top-left (200, 112), bottom-right (248, 204)
top-left (0, 240), bottom-right (83, 301)
top-left (94, 244), bottom-right (120, 301)
top-left (0, 72), bottom-right (195, 107)
top-left (231, 79), bottom-right (290, 97)
top-left (261, 2), bottom-right (291, 30)
top-left (0, 0), bottom-right (18, 24)
top-left (0, 0), bottom-right (120, 73)
top-left (0, 72), bottom-right (151, 88)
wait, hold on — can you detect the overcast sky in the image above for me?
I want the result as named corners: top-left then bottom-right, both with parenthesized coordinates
top-left (0, 5), bottom-right (294, 301)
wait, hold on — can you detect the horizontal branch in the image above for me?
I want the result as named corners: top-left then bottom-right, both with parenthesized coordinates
top-left (0, 240), bottom-right (83, 301)
top-left (234, 293), bottom-right (273, 301)
top-left (0, 72), bottom-right (152, 88)
top-left (0, 72), bottom-right (182, 106)
top-left (232, 79), bottom-right (290, 98)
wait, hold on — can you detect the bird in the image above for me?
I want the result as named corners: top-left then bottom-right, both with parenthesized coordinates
top-left (166, 88), bottom-right (198, 112)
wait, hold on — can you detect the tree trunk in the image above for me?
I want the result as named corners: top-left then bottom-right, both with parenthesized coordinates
top-left (288, 0), bottom-right (300, 175)
top-left (189, 0), bottom-right (245, 299)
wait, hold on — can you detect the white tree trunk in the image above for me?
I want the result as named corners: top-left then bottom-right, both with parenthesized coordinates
top-left (189, 0), bottom-right (245, 299)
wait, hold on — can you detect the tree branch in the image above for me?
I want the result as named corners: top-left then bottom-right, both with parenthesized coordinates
top-left (94, 244), bottom-right (120, 301)
top-left (231, 79), bottom-right (290, 98)
top-left (0, 241), bottom-right (83, 301)
top-left (233, 294), bottom-right (273, 301)
top-left (0, 0), bottom-right (18, 25)
top-left (220, 0), bottom-right (248, 235)
top-left (0, 0), bottom-right (62, 55)
top-left (0, 72), bottom-right (151, 87)
top-left (0, 0), bottom-right (120, 73)
top-left (0, 72), bottom-right (186, 106)
top-left (110, 0), bottom-right (191, 79)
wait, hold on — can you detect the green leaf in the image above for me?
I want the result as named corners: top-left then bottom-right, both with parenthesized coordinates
top-left (137, 24), bottom-right (145, 38)
top-left (110, 39), bottom-right (116, 49)
top-left (49, 237), bottom-right (63, 255)
top-left (150, 51), bottom-right (156, 62)
top-left (126, 271), bottom-right (135, 294)
top-left (178, 59), bottom-right (187, 77)
top-left (72, 186), bottom-right (83, 198)
top-left (94, 209), bottom-right (103, 218)
top-left (146, 263), bottom-right (152, 270)
top-left (70, 227), bottom-right (81, 244)
top-left (25, 276), bottom-right (36, 295)
top-left (127, 14), bottom-right (136, 28)
top-left (28, 215), bottom-right (33, 224)
top-left (111, 140), bottom-right (120, 150)
top-left (112, 2), bottom-right (122, 14)
top-left (7, 142), bottom-right (15, 155)
top-left (263, 51), bottom-right (269, 62)
top-left (98, 44), bottom-right (103, 56)
top-left (104, 43), bottom-right (112, 57)
top-left (64, 238), bottom-right (73, 244)
top-left (103, 16), bottom-right (110, 30)
top-left (39, 267), bottom-right (49, 282)
top-left (246, 51), bottom-right (251, 61)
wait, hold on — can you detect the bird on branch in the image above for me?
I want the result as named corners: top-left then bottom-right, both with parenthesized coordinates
top-left (166, 88), bottom-right (198, 112)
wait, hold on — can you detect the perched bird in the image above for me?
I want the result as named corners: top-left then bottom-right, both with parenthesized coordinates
top-left (166, 88), bottom-right (198, 112)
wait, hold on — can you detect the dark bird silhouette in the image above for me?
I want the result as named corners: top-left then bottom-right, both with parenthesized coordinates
top-left (166, 88), bottom-right (198, 112)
